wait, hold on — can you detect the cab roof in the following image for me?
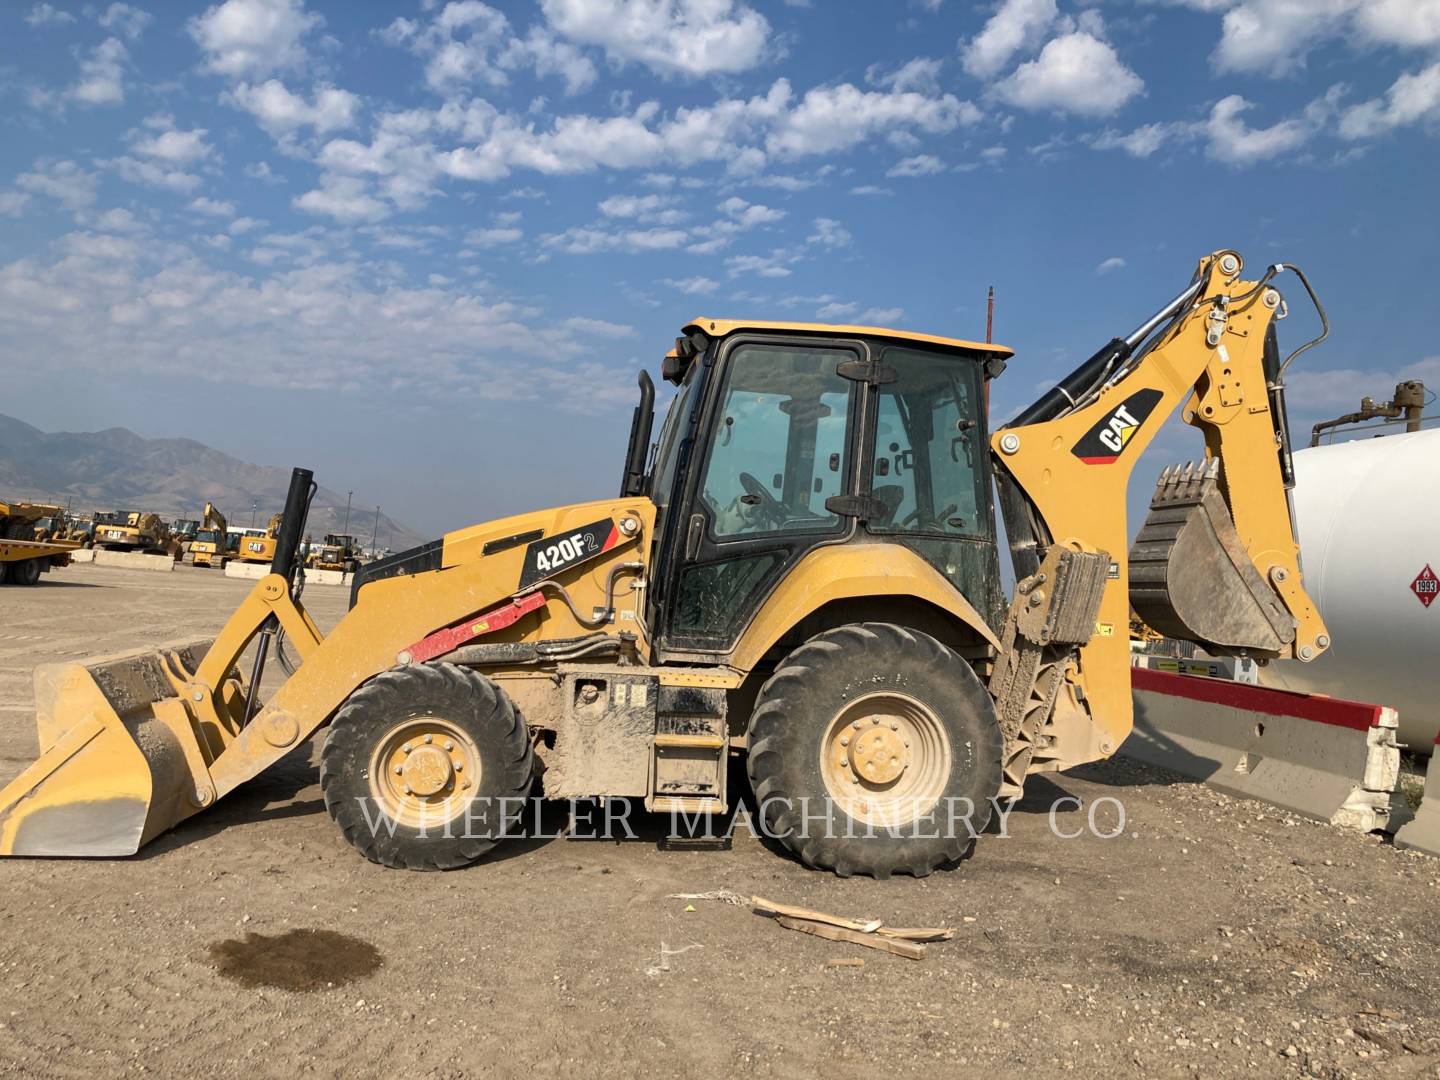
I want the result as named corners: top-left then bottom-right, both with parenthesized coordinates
top-left (680, 318), bottom-right (1014, 358)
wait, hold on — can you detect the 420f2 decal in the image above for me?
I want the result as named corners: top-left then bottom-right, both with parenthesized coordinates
top-left (1071, 388), bottom-right (1164, 465)
top-left (518, 518), bottom-right (619, 588)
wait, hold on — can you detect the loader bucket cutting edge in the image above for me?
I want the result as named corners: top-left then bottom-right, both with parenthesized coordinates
top-left (1128, 463), bottom-right (1297, 657)
top-left (0, 640), bottom-right (219, 857)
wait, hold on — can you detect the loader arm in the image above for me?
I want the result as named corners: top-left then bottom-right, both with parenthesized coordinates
top-left (989, 250), bottom-right (1328, 772)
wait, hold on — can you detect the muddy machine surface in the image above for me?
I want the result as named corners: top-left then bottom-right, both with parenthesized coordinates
top-left (0, 251), bottom-right (1330, 877)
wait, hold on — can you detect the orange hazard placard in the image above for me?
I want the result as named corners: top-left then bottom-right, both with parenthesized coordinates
top-left (1411, 565), bottom-right (1438, 608)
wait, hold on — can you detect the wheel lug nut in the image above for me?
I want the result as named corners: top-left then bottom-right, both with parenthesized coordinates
top-left (454, 762), bottom-right (463, 772)
top-left (403, 785), bottom-right (412, 795)
top-left (402, 742), bottom-right (412, 753)
top-left (393, 765), bottom-right (403, 775)
top-left (424, 734), bottom-right (433, 744)
top-left (871, 718), bottom-right (880, 725)
top-left (461, 779), bottom-right (471, 790)
top-left (851, 720), bottom-right (862, 730)
top-left (889, 722), bottom-right (898, 731)
top-left (839, 736), bottom-right (849, 746)
top-left (444, 741), bottom-right (454, 751)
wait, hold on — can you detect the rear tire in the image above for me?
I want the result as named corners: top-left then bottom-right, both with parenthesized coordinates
top-left (320, 663), bottom-right (534, 870)
top-left (746, 622), bottom-right (1003, 879)
top-left (9, 558), bottom-right (42, 586)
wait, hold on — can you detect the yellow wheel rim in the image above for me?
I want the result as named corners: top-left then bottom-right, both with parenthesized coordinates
top-left (367, 717), bottom-right (481, 829)
top-left (819, 692), bottom-right (951, 828)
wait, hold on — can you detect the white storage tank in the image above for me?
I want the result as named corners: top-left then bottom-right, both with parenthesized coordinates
top-left (1259, 428), bottom-right (1440, 753)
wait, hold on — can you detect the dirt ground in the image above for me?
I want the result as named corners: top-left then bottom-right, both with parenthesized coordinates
top-left (1, 563), bottom-right (1438, 1079)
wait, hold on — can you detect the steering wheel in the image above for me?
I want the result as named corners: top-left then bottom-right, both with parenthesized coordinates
top-left (901, 503), bottom-right (960, 530)
top-left (739, 472), bottom-right (785, 525)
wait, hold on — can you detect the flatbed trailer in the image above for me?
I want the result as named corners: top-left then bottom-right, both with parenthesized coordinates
top-left (0, 537), bottom-right (80, 586)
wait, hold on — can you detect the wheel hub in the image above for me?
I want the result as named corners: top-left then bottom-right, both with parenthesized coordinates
top-left (845, 721), bottom-right (907, 785)
top-left (369, 719), bottom-right (480, 828)
top-left (402, 745), bottom-right (454, 796)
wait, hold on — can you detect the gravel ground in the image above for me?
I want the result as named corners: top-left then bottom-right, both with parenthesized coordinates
top-left (0, 563), bottom-right (1437, 1078)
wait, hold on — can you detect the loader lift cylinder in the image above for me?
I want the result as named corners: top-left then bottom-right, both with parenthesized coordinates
top-left (243, 467), bottom-right (315, 726)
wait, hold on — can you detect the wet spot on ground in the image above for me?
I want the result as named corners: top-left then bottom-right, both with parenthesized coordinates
top-left (207, 929), bottom-right (382, 991)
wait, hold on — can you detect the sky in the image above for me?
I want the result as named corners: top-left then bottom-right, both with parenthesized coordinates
top-left (1, 0), bottom-right (1438, 538)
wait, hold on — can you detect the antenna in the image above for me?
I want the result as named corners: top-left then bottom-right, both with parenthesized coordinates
top-left (985, 285), bottom-right (994, 344)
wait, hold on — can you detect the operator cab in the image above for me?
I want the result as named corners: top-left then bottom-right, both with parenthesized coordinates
top-left (631, 319), bottom-right (1013, 659)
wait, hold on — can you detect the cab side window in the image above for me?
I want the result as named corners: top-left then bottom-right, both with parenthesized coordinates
top-left (868, 348), bottom-right (985, 537)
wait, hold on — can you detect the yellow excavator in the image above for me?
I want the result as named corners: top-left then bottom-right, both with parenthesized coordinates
top-left (0, 251), bottom-right (1329, 877)
top-left (188, 503), bottom-right (229, 569)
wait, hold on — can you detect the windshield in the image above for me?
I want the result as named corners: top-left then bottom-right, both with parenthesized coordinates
top-left (196, 530), bottom-right (220, 544)
top-left (648, 359), bottom-right (703, 513)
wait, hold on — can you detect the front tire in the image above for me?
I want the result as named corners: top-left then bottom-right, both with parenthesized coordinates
top-left (320, 663), bottom-right (535, 870)
top-left (746, 623), bottom-right (1003, 879)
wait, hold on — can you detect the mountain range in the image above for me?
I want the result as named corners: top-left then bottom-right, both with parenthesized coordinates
top-left (0, 413), bottom-right (426, 552)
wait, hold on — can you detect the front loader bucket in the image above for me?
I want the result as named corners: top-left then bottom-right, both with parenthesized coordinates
top-left (0, 641), bottom-right (222, 856)
top-left (1129, 462), bottom-right (1297, 657)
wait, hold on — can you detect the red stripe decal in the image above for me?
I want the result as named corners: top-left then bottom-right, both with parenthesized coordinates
top-left (1078, 455), bottom-right (1119, 465)
top-left (600, 524), bottom-right (620, 552)
top-left (1132, 666), bottom-right (1384, 732)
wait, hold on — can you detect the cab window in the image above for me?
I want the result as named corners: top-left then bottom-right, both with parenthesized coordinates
top-left (868, 347), bottom-right (986, 537)
top-left (697, 344), bottom-right (852, 540)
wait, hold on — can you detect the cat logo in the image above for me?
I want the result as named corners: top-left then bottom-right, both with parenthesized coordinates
top-left (1071, 388), bottom-right (1164, 465)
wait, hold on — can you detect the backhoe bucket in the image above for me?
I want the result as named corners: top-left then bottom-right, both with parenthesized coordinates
top-left (1129, 461), bottom-right (1297, 657)
top-left (0, 641), bottom-right (226, 856)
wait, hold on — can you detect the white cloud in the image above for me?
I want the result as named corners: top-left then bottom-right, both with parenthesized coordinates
top-left (961, 0), bottom-right (1057, 78)
top-left (859, 306), bottom-right (904, 324)
top-left (1203, 94), bottom-right (1312, 165)
top-left (229, 216), bottom-right (265, 234)
top-left (1339, 62), bottom-right (1440, 139)
top-left (17, 160), bottom-right (98, 209)
top-left (718, 195), bottom-right (784, 228)
top-left (767, 83), bottom-right (980, 158)
top-left (190, 0), bottom-right (322, 80)
top-left (245, 161), bottom-right (284, 184)
top-left (0, 192), bottom-right (33, 217)
top-left (230, 79), bottom-right (360, 135)
top-left (664, 276), bottom-right (718, 294)
top-left (543, 225), bottom-right (691, 254)
top-left (293, 174), bottom-right (389, 223)
top-left (807, 217), bottom-right (851, 248)
top-left (887, 153), bottom-right (945, 177)
top-left (1096, 256), bottom-right (1126, 274)
top-left (563, 316), bottom-right (636, 338)
top-left (849, 184), bottom-right (893, 196)
top-left (995, 31), bottom-right (1143, 117)
top-left (816, 301), bottom-right (858, 320)
top-left (868, 57), bottom-right (944, 96)
top-left (70, 38), bottom-right (129, 107)
top-left (541, 0), bottom-right (772, 79)
top-left (599, 193), bottom-right (674, 218)
top-left (25, 3), bottom-right (76, 27)
top-left (465, 226), bottom-right (524, 247)
top-left (99, 3), bottom-right (153, 41)
top-left (189, 197), bottom-right (235, 217)
top-left (131, 119), bottom-right (213, 164)
top-left (1285, 355), bottom-right (1440, 416)
top-left (389, 3), bottom-right (598, 98)
top-left (0, 230), bottom-right (642, 411)
top-left (91, 207), bottom-right (147, 232)
top-left (726, 251), bottom-right (796, 278)
top-left (105, 155), bottom-right (204, 194)
top-left (1204, 0), bottom-right (1440, 78)
top-left (1090, 122), bottom-right (1177, 159)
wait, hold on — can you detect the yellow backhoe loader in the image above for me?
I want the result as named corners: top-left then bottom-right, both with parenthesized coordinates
top-left (188, 503), bottom-right (230, 569)
top-left (0, 251), bottom-right (1330, 877)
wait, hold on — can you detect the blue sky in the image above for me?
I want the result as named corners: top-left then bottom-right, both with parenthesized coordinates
top-left (2, 0), bottom-right (1438, 536)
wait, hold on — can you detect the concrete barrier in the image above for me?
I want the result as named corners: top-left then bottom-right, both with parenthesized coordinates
top-left (223, 561), bottom-right (350, 587)
top-left (81, 549), bottom-right (176, 572)
top-left (1395, 736), bottom-right (1440, 857)
top-left (1124, 667), bottom-right (1402, 832)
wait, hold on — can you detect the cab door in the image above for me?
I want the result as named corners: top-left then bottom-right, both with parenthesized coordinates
top-left (655, 336), bottom-right (864, 655)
